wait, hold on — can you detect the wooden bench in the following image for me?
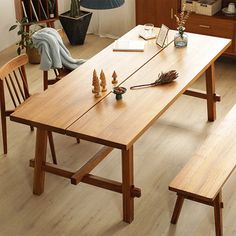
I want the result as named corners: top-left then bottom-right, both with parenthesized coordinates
top-left (169, 105), bottom-right (236, 236)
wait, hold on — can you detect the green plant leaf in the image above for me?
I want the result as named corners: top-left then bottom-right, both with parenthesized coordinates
top-left (9, 25), bottom-right (17, 31)
top-left (17, 30), bottom-right (24, 35)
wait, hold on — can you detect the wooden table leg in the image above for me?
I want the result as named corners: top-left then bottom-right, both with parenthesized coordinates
top-left (206, 63), bottom-right (216, 122)
top-left (171, 195), bottom-right (185, 224)
top-left (122, 146), bottom-right (134, 223)
top-left (33, 128), bottom-right (48, 195)
top-left (214, 191), bottom-right (223, 236)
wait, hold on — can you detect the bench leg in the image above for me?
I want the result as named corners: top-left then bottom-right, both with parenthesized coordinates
top-left (214, 191), bottom-right (223, 236)
top-left (171, 195), bottom-right (185, 224)
top-left (206, 63), bottom-right (216, 122)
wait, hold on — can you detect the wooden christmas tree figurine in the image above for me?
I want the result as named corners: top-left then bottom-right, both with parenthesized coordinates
top-left (100, 70), bottom-right (107, 92)
top-left (92, 69), bottom-right (98, 93)
top-left (112, 71), bottom-right (118, 85)
top-left (93, 73), bottom-right (101, 98)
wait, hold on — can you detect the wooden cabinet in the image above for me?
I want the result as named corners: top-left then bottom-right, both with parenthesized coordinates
top-left (135, 0), bottom-right (157, 26)
top-left (135, 0), bottom-right (180, 29)
top-left (135, 0), bottom-right (236, 56)
top-left (14, 0), bottom-right (58, 26)
top-left (185, 14), bottom-right (235, 54)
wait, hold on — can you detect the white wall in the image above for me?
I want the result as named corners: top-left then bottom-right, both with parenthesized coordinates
top-left (0, 0), bottom-right (70, 52)
top-left (87, 0), bottom-right (136, 38)
top-left (0, 0), bottom-right (135, 52)
top-left (0, 0), bottom-right (18, 52)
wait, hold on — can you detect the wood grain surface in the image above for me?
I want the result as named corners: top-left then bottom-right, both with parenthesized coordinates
top-left (169, 105), bottom-right (236, 202)
top-left (66, 34), bottom-right (231, 149)
top-left (10, 26), bottom-right (175, 133)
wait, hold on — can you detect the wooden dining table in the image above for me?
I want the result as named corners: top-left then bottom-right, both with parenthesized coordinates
top-left (10, 25), bottom-right (231, 223)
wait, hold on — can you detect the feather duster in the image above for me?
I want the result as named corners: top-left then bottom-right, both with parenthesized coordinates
top-left (130, 70), bottom-right (179, 90)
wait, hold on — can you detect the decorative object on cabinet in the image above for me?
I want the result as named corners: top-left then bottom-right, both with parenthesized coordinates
top-left (48, 0), bottom-right (56, 18)
top-left (222, 2), bottom-right (236, 15)
top-left (59, 0), bottom-right (125, 45)
top-left (195, 0), bottom-right (222, 16)
top-left (181, 0), bottom-right (198, 12)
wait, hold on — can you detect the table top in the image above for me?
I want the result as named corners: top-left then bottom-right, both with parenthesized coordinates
top-left (11, 25), bottom-right (175, 134)
top-left (66, 33), bottom-right (231, 149)
top-left (11, 26), bottom-right (231, 149)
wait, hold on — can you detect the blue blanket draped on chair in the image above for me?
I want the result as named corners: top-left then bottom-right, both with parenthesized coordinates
top-left (32, 27), bottom-right (86, 71)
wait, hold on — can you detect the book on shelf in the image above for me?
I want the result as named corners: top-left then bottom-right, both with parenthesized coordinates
top-left (39, 0), bottom-right (48, 19)
top-left (113, 40), bottom-right (145, 52)
top-left (30, 0), bottom-right (39, 21)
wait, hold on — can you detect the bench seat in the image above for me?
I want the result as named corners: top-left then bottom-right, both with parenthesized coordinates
top-left (169, 105), bottom-right (236, 236)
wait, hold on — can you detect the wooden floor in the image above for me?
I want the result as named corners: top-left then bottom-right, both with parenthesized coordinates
top-left (0, 34), bottom-right (236, 236)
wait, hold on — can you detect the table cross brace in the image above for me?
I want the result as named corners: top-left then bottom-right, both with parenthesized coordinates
top-left (184, 88), bottom-right (221, 102)
top-left (29, 159), bottom-right (141, 198)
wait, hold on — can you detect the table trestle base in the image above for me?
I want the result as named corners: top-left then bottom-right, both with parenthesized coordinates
top-left (71, 146), bottom-right (114, 185)
top-left (29, 157), bottom-right (141, 198)
top-left (184, 88), bottom-right (221, 102)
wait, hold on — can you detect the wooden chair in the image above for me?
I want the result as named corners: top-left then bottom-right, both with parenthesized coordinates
top-left (169, 105), bottom-right (236, 236)
top-left (42, 29), bottom-right (72, 90)
top-left (43, 68), bottom-right (72, 90)
top-left (0, 54), bottom-right (57, 164)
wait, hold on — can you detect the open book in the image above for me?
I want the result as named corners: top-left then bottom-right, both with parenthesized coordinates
top-left (113, 40), bottom-right (145, 52)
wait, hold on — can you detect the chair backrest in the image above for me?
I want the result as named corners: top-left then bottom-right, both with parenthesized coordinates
top-left (0, 54), bottom-right (30, 110)
top-left (43, 29), bottom-right (71, 90)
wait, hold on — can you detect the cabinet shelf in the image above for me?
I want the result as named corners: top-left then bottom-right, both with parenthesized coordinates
top-left (14, 0), bottom-right (58, 24)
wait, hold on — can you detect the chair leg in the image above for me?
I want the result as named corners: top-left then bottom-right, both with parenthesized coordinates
top-left (47, 131), bottom-right (57, 164)
top-left (0, 81), bottom-right (7, 154)
top-left (76, 137), bottom-right (80, 143)
top-left (1, 115), bottom-right (7, 154)
top-left (171, 195), bottom-right (185, 224)
top-left (43, 71), bottom-right (48, 90)
top-left (214, 191), bottom-right (223, 236)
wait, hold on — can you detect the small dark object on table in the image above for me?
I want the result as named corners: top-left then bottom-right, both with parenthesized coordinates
top-left (113, 87), bottom-right (127, 100)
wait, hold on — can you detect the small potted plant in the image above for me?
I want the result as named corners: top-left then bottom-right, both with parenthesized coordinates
top-left (174, 4), bottom-right (191, 48)
top-left (59, 0), bottom-right (92, 45)
top-left (48, 0), bottom-right (56, 18)
top-left (9, 18), bottom-right (43, 64)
